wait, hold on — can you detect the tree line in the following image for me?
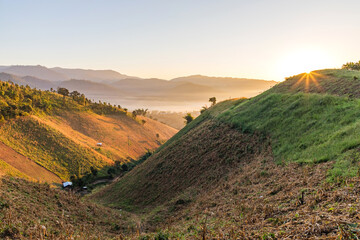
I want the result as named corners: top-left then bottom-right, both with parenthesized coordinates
top-left (342, 60), bottom-right (360, 71)
top-left (0, 80), bottom-right (134, 122)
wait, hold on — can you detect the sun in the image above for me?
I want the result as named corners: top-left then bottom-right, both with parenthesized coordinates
top-left (277, 49), bottom-right (333, 81)
top-left (292, 71), bottom-right (323, 92)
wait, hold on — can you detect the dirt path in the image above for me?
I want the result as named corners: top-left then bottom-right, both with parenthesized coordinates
top-left (0, 141), bottom-right (62, 183)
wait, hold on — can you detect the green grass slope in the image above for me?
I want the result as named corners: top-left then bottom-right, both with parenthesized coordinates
top-left (90, 69), bottom-right (360, 238)
top-left (271, 69), bottom-right (360, 97)
top-left (219, 69), bottom-right (360, 179)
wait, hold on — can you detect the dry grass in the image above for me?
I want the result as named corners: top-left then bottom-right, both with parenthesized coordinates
top-left (89, 119), bottom-right (264, 211)
top-left (44, 111), bottom-right (177, 161)
top-left (0, 177), bottom-right (140, 239)
top-left (0, 111), bottom-right (177, 182)
top-left (162, 155), bottom-right (360, 239)
top-left (92, 118), bottom-right (360, 239)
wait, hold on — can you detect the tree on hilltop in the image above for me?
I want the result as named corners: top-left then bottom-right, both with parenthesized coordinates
top-left (183, 113), bottom-right (194, 125)
top-left (200, 105), bottom-right (208, 114)
top-left (342, 61), bottom-right (360, 71)
top-left (70, 90), bottom-right (81, 98)
top-left (209, 97), bottom-right (217, 106)
top-left (57, 87), bottom-right (69, 96)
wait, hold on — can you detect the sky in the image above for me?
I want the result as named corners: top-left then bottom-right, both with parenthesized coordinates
top-left (1, 0), bottom-right (360, 81)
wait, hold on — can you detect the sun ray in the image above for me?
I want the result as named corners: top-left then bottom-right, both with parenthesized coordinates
top-left (291, 72), bottom-right (323, 92)
top-left (309, 73), bottom-right (322, 90)
top-left (292, 73), bottom-right (307, 89)
top-left (305, 74), bottom-right (310, 92)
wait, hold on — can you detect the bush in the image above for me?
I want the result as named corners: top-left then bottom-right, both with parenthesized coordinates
top-left (121, 164), bottom-right (128, 172)
top-left (183, 113), bottom-right (194, 125)
top-left (342, 61), bottom-right (360, 71)
top-left (154, 231), bottom-right (169, 240)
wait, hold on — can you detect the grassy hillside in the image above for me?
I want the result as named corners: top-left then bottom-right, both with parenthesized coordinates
top-left (270, 69), bottom-right (360, 97)
top-left (0, 141), bottom-right (61, 183)
top-left (219, 69), bottom-right (360, 179)
top-left (0, 80), bottom-right (177, 182)
top-left (0, 159), bottom-right (30, 180)
top-left (0, 177), bottom-right (138, 239)
top-left (0, 116), bottom-right (110, 180)
top-left (90, 69), bottom-right (360, 238)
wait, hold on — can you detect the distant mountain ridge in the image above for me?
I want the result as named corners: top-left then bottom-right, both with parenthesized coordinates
top-left (51, 67), bottom-right (139, 82)
top-left (2, 65), bottom-right (67, 81)
top-left (0, 65), bottom-right (135, 83)
top-left (0, 65), bottom-right (278, 110)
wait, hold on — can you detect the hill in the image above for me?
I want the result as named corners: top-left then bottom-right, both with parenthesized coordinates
top-left (51, 67), bottom-right (136, 83)
top-left (58, 79), bottom-right (127, 98)
top-left (0, 65), bottom-right (135, 82)
top-left (90, 69), bottom-right (360, 238)
top-left (0, 79), bottom-right (177, 182)
top-left (0, 72), bottom-right (56, 90)
top-left (1, 65), bottom-right (67, 81)
top-left (0, 177), bottom-right (138, 239)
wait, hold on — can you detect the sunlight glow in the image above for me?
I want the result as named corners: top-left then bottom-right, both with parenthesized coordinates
top-left (277, 49), bottom-right (334, 81)
top-left (292, 71), bottom-right (323, 92)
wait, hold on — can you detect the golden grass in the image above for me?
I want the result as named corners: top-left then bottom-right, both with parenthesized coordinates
top-left (0, 111), bottom-right (177, 182)
top-left (0, 141), bottom-right (61, 183)
top-left (0, 159), bottom-right (31, 180)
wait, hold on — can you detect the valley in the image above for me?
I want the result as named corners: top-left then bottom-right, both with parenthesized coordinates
top-left (2, 1), bottom-right (359, 238)
top-left (2, 68), bottom-right (360, 239)
top-left (0, 66), bottom-right (277, 111)
top-left (89, 68), bottom-right (360, 238)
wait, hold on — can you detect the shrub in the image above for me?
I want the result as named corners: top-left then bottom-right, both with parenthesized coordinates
top-left (154, 231), bottom-right (169, 240)
top-left (121, 164), bottom-right (128, 172)
top-left (183, 113), bottom-right (194, 125)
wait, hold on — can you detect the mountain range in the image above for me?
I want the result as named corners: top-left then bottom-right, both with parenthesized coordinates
top-left (0, 65), bottom-right (277, 110)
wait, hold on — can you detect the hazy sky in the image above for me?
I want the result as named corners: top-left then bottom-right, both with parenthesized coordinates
top-left (1, 0), bottom-right (360, 81)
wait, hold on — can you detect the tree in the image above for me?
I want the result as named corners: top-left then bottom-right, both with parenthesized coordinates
top-left (342, 61), bottom-right (360, 71)
top-left (90, 166), bottom-right (98, 176)
top-left (79, 94), bottom-right (86, 106)
top-left (70, 175), bottom-right (76, 182)
top-left (121, 164), bottom-right (128, 171)
top-left (114, 160), bottom-right (122, 170)
top-left (132, 110), bottom-right (137, 119)
top-left (107, 167), bottom-right (116, 176)
top-left (70, 90), bottom-right (81, 98)
top-left (200, 105), bottom-right (208, 114)
top-left (184, 113), bottom-right (194, 125)
top-left (57, 87), bottom-right (69, 96)
top-left (209, 97), bottom-right (217, 106)
top-left (57, 87), bottom-right (69, 103)
top-left (133, 108), bottom-right (148, 116)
